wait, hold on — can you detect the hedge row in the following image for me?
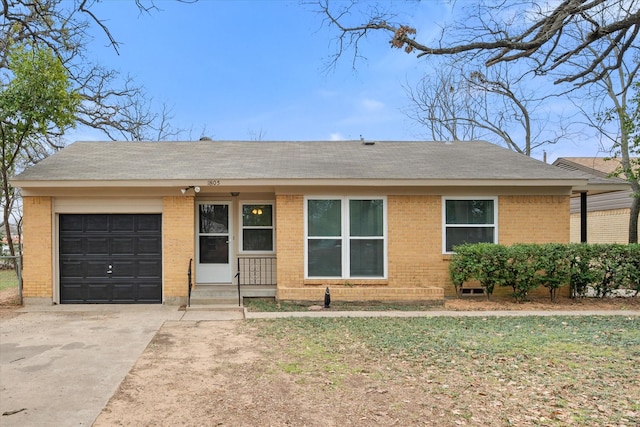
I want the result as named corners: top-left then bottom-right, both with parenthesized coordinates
top-left (449, 243), bottom-right (640, 301)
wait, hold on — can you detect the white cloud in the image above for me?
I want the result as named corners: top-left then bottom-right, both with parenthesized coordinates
top-left (329, 132), bottom-right (345, 141)
top-left (361, 98), bottom-right (385, 111)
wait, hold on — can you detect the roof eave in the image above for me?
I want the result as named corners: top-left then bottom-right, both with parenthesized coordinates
top-left (12, 178), bottom-right (587, 189)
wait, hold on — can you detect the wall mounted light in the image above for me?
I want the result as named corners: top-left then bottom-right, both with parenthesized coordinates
top-left (251, 208), bottom-right (263, 215)
top-left (180, 186), bottom-right (200, 195)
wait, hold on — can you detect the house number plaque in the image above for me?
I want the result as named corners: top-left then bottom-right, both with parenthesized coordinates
top-left (207, 180), bottom-right (221, 186)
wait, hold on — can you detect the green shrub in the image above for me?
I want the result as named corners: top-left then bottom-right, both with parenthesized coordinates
top-left (448, 244), bottom-right (477, 296)
top-left (567, 244), bottom-right (598, 298)
top-left (450, 243), bottom-right (638, 301)
top-left (450, 243), bottom-right (509, 298)
top-left (619, 244), bottom-right (640, 295)
top-left (534, 243), bottom-right (571, 302)
top-left (502, 244), bottom-right (541, 302)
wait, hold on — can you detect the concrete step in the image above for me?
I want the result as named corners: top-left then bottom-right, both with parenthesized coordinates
top-left (190, 285), bottom-right (238, 305)
top-left (191, 285), bottom-right (276, 300)
top-left (187, 304), bottom-right (244, 312)
top-left (189, 297), bottom-right (240, 306)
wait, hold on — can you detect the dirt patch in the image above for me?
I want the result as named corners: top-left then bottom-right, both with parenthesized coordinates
top-left (0, 287), bottom-right (21, 319)
top-left (94, 298), bottom-right (640, 427)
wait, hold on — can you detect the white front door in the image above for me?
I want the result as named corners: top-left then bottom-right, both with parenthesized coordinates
top-left (196, 202), bottom-right (232, 283)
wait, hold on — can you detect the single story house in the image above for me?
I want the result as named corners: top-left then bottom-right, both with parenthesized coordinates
top-left (12, 140), bottom-right (626, 305)
top-left (553, 157), bottom-right (636, 243)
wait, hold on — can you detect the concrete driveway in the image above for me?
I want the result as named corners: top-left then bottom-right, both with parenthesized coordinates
top-left (0, 305), bottom-right (184, 427)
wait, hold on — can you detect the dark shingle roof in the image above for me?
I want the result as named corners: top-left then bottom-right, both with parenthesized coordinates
top-left (13, 140), bottom-right (584, 183)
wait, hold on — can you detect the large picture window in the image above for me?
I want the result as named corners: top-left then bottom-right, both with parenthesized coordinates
top-left (443, 198), bottom-right (497, 253)
top-left (306, 197), bottom-right (386, 278)
top-left (241, 203), bottom-right (274, 252)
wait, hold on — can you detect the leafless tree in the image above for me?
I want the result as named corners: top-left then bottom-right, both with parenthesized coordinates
top-left (2, 0), bottom-right (184, 142)
top-left (569, 30), bottom-right (640, 242)
top-left (406, 61), bottom-right (569, 156)
top-left (405, 66), bottom-right (483, 142)
top-left (318, 0), bottom-right (640, 87)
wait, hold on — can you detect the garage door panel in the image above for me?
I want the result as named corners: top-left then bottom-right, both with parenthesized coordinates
top-left (138, 237), bottom-right (161, 255)
top-left (86, 283), bottom-right (111, 302)
top-left (110, 260), bottom-right (135, 278)
top-left (60, 283), bottom-right (84, 302)
top-left (60, 260), bottom-right (84, 278)
top-left (84, 260), bottom-right (110, 278)
top-left (110, 283), bottom-right (136, 302)
top-left (60, 237), bottom-right (84, 255)
top-left (86, 237), bottom-right (109, 255)
top-left (111, 215), bottom-right (135, 232)
top-left (137, 215), bottom-right (162, 232)
top-left (138, 260), bottom-right (162, 278)
top-left (137, 282), bottom-right (163, 301)
top-left (59, 214), bottom-right (162, 304)
top-left (85, 215), bottom-right (109, 232)
top-left (111, 237), bottom-right (135, 256)
top-left (59, 215), bottom-right (84, 232)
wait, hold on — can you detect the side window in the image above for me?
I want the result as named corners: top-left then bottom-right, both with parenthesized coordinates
top-left (443, 198), bottom-right (497, 253)
top-left (307, 199), bottom-right (342, 277)
top-left (306, 197), bottom-right (386, 278)
top-left (241, 204), bottom-right (274, 252)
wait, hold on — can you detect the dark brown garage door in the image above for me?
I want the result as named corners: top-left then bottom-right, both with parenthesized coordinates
top-left (59, 214), bottom-right (162, 303)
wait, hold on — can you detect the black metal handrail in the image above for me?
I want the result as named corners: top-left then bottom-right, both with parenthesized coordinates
top-left (236, 256), bottom-right (277, 286)
top-left (187, 258), bottom-right (193, 307)
top-left (236, 256), bottom-right (277, 307)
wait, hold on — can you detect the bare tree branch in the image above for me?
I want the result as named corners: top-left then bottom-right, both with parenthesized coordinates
top-left (405, 61), bottom-right (570, 156)
top-left (319, 0), bottom-right (640, 87)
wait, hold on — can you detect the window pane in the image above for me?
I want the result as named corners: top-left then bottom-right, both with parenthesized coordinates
top-left (350, 239), bottom-right (384, 277)
top-left (308, 200), bottom-right (341, 236)
top-left (446, 200), bottom-right (494, 225)
top-left (446, 227), bottom-right (495, 252)
top-left (350, 200), bottom-right (383, 236)
top-left (242, 205), bottom-right (272, 227)
top-left (199, 236), bottom-right (229, 263)
top-left (199, 204), bottom-right (228, 233)
top-left (243, 229), bottom-right (273, 251)
top-left (308, 239), bottom-right (341, 277)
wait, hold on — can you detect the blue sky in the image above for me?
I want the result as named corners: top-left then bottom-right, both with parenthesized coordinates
top-left (74, 0), bottom-right (605, 162)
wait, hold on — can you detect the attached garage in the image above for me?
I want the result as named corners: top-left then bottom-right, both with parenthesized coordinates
top-left (59, 214), bottom-right (162, 303)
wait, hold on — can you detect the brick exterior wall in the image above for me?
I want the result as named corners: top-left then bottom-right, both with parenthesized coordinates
top-left (19, 192), bottom-right (571, 304)
top-left (499, 195), bottom-right (570, 244)
top-left (162, 196), bottom-right (195, 304)
top-left (387, 195), bottom-right (446, 289)
top-left (275, 194), bottom-right (571, 301)
top-left (21, 196), bottom-right (194, 304)
top-left (275, 194), bottom-right (305, 287)
top-left (570, 209), bottom-right (635, 243)
top-left (496, 195), bottom-right (570, 298)
top-left (21, 196), bottom-right (53, 300)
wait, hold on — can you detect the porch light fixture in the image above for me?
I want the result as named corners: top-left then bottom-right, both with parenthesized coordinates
top-left (180, 186), bottom-right (200, 195)
top-left (251, 208), bottom-right (263, 215)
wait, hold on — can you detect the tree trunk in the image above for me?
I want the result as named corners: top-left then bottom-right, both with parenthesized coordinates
top-left (629, 193), bottom-right (639, 244)
top-left (1, 168), bottom-right (16, 257)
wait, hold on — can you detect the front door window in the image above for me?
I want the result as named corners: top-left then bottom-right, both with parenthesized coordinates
top-left (197, 203), bottom-right (232, 283)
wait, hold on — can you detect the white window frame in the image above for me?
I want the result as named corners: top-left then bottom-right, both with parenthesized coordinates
top-left (304, 196), bottom-right (388, 279)
top-left (442, 196), bottom-right (498, 254)
top-left (239, 201), bottom-right (275, 254)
